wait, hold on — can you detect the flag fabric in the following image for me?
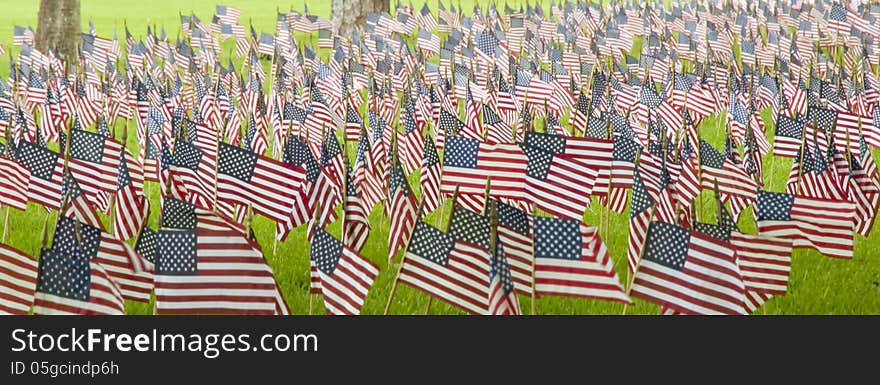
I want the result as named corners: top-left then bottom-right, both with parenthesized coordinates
top-left (33, 217), bottom-right (126, 315)
top-left (0, 156), bottom-right (31, 211)
top-left (388, 163), bottom-right (418, 260)
top-left (310, 228), bottom-right (379, 315)
top-left (488, 199), bottom-right (533, 295)
top-left (630, 220), bottom-right (747, 315)
top-left (534, 217), bottom-right (630, 303)
top-left (60, 129), bottom-right (123, 202)
top-left (694, 218), bottom-right (792, 296)
top-left (343, 166), bottom-right (370, 253)
top-left (114, 148), bottom-right (148, 241)
top-left (755, 190), bottom-right (855, 259)
top-left (399, 221), bottom-right (493, 315)
top-left (16, 140), bottom-right (65, 210)
top-left (154, 198), bottom-right (289, 315)
top-left (441, 135), bottom-right (527, 200)
top-left (0, 244), bottom-right (38, 315)
top-left (216, 141), bottom-right (306, 224)
top-left (419, 135), bottom-right (443, 214)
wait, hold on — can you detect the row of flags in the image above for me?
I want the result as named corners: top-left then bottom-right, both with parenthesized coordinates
top-left (1, 0), bottom-right (880, 315)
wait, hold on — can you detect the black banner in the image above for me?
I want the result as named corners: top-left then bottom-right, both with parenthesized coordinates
top-left (0, 316), bottom-right (874, 383)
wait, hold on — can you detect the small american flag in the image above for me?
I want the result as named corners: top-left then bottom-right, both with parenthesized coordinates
top-left (419, 135), bottom-right (443, 214)
top-left (216, 141), bottom-right (307, 224)
top-left (487, 199), bottom-right (533, 295)
top-left (534, 217), bottom-right (630, 303)
top-left (773, 114), bottom-right (805, 158)
top-left (343, 165), bottom-right (370, 253)
top-left (630, 220), bottom-right (747, 315)
top-left (0, 155), bottom-right (31, 211)
top-left (33, 218), bottom-right (126, 315)
top-left (310, 228), bottom-right (379, 315)
top-left (695, 211), bottom-right (792, 296)
top-left (755, 190), bottom-right (855, 260)
top-left (16, 140), bottom-right (64, 210)
top-left (417, 28), bottom-right (441, 54)
top-left (388, 163), bottom-right (418, 260)
top-left (114, 147), bottom-right (148, 241)
top-left (0, 244), bottom-right (38, 315)
top-left (215, 5), bottom-right (242, 24)
top-left (399, 221), bottom-right (493, 315)
top-left (441, 135), bottom-right (527, 200)
top-left (60, 129), bottom-right (124, 203)
top-left (13, 25), bottom-right (34, 46)
top-left (155, 198), bottom-right (289, 315)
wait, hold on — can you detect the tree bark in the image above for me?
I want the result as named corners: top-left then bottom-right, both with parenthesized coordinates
top-left (332, 0), bottom-right (390, 39)
top-left (35, 0), bottom-right (81, 65)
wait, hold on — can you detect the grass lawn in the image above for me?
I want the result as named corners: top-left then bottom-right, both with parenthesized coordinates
top-left (1, 1), bottom-right (879, 315)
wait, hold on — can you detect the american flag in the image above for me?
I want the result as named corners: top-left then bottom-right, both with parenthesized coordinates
top-left (627, 167), bottom-right (655, 274)
top-left (827, 3), bottom-right (850, 36)
top-left (343, 166), bottom-right (370, 253)
top-left (60, 129), bottom-right (123, 203)
top-left (216, 141), bottom-right (307, 224)
top-left (26, 70), bottom-right (47, 106)
top-left (114, 147), bottom-right (148, 241)
top-left (418, 28), bottom-right (441, 54)
top-left (487, 239), bottom-right (521, 315)
top-left (215, 5), bottom-right (241, 24)
top-left (400, 103), bottom-right (425, 174)
top-left (419, 135), bottom-right (443, 214)
top-left (15, 140), bottom-right (64, 210)
top-left (0, 156), bottom-right (31, 211)
top-left (399, 221), bottom-right (493, 315)
top-left (694, 212), bottom-right (792, 296)
top-left (33, 218), bottom-right (126, 315)
top-left (699, 139), bottom-right (757, 201)
top-left (310, 228), bottom-right (379, 315)
top-left (388, 162), bottom-right (418, 260)
top-left (524, 131), bottom-right (613, 195)
top-left (521, 143), bottom-right (596, 220)
top-left (534, 217), bottom-right (630, 303)
top-left (441, 135), bottom-right (527, 200)
top-left (755, 190), bottom-right (855, 260)
top-left (13, 25), bottom-right (34, 46)
top-left (630, 220), bottom-right (747, 315)
top-left (774, 114), bottom-right (805, 158)
top-left (154, 199), bottom-right (289, 315)
top-left (0, 244), bottom-right (38, 315)
top-left (63, 215), bottom-right (154, 302)
top-left (487, 199), bottom-right (533, 295)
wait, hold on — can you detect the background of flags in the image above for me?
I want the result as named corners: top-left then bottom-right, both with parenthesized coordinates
top-left (1, 0), bottom-right (880, 315)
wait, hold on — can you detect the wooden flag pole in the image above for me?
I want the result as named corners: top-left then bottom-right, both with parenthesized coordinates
top-left (308, 199), bottom-right (324, 316)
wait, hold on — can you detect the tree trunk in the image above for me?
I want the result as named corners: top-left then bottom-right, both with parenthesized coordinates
top-left (332, 0), bottom-right (389, 39)
top-left (35, 0), bottom-right (80, 65)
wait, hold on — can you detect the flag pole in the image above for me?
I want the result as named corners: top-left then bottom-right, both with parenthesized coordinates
top-left (1, 120), bottom-right (12, 243)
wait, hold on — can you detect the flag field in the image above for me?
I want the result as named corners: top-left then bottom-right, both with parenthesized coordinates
top-left (1, 0), bottom-right (879, 315)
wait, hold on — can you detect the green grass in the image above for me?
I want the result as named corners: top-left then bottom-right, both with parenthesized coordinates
top-left (2, 1), bottom-right (880, 315)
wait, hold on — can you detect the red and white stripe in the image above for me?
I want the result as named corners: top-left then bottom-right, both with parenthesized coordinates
top-left (400, 238), bottom-right (492, 315)
top-left (757, 195), bottom-right (855, 259)
top-left (0, 244), bottom-right (38, 315)
top-left (0, 157), bottom-right (31, 211)
top-left (316, 245), bottom-right (379, 316)
top-left (730, 232), bottom-right (792, 295)
top-left (631, 227), bottom-right (747, 315)
top-left (33, 256), bottom-right (125, 315)
top-left (535, 224), bottom-right (630, 303)
top-left (441, 141), bottom-right (528, 200)
top-left (155, 212), bottom-right (289, 315)
top-left (216, 144), bottom-right (307, 224)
